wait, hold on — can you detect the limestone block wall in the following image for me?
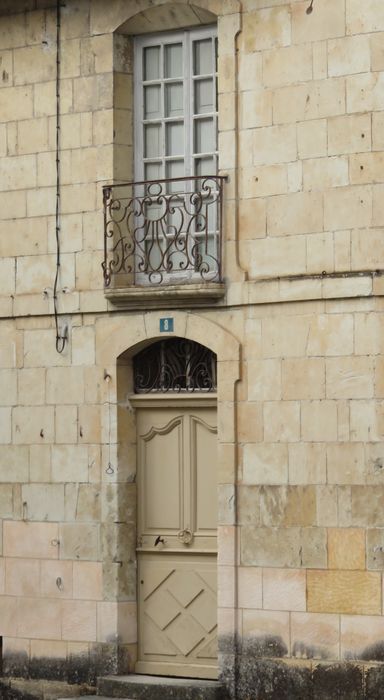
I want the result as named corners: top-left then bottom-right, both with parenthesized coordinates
top-left (236, 0), bottom-right (384, 289)
top-left (233, 298), bottom-right (384, 695)
top-left (0, 0), bottom-right (384, 697)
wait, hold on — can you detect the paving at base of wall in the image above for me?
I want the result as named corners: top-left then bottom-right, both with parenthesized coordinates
top-left (0, 678), bottom-right (94, 700)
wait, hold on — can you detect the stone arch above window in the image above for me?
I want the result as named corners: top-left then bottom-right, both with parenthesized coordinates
top-left (91, 0), bottom-right (240, 36)
top-left (117, 4), bottom-right (217, 35)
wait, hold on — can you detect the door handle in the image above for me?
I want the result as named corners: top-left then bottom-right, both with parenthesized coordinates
top-left (154, 535), bottom-right (165, 546)
top-left (178, 528), bottom-right (193, 545)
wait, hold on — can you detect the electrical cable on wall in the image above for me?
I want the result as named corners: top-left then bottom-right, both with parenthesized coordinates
top-left (54, 0), bottom-right (67, 353)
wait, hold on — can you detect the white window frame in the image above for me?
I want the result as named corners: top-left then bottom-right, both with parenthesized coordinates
top-left (133, 25), bottom-right (219, 286)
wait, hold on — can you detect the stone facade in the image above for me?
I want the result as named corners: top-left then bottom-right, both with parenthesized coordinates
top-left (1, 0), bottom-right (384, 697)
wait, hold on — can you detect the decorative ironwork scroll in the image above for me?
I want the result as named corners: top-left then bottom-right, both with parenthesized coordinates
top-left (102, 176), bottom-right (225, 287)
top-left (133, 338), bottom-right (217, 393)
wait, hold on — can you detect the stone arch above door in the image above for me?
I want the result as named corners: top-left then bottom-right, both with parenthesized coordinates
top-left (97, 310), bottom-right (240, 367)
top-left (96, 309), bottom-right (240, 483)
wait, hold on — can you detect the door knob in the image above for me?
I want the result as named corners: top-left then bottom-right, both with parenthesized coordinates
top-left (154, 535), bottom-right (165, 546)
top-left (178, 528), bottom-right (193, 545)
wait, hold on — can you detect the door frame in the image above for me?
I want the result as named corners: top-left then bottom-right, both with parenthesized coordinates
top-left (102, 311), bottom-right (240, 678)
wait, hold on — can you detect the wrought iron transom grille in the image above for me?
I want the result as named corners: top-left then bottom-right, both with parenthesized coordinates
top-left (133, 338), bottom-right (217, 393)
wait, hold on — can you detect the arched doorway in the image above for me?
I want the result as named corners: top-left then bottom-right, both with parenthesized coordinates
top-left (131, 338), bottom-right (218, 679)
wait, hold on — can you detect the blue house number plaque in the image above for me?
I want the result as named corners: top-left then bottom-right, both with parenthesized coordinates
top-left (160, 317), bottom-right (174, 332)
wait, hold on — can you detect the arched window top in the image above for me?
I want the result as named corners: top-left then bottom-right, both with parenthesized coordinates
top-left (117, 4), bottom-right (217, 36)
top-left (133, 337), bottom-right (217, 393)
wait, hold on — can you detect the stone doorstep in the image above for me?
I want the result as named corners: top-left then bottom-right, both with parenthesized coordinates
top-left (96, 675), bottom-right (226, 700)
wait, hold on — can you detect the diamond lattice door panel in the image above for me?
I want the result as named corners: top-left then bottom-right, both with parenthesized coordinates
top-left (137, 555), bottom-right (218, 677)
top-left (135, 404), bottom-right (218, 679)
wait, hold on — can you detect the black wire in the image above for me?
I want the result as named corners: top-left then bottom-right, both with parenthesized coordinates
top-left (54, 0), bottom-right (66, 353)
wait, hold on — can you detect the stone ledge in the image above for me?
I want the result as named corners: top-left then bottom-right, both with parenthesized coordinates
top-left (104, 283), bottom-right (226, 309)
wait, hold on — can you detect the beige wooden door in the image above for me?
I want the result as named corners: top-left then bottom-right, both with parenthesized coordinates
top-left (135, 399), bottom-right (218, 679)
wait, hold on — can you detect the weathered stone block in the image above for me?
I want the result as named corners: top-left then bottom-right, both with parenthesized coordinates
top-left (260, 486), bottom-right (317, 527)
top-left (263, 568), bottom-right (306, 612)
top-left (307, 570), bottom-right (381, 615)
top-left (62, 600), bottom-right (97, 642)
top-left (3, 521), bottom-right (58, 559)
top-left (288, 443), bottom-right (327, 485)
top-left (51, 445), bottom-right (89, 483)
top-left (12, 406), bottom-right (54, 445)
top-left (328, 528), bottom-right (366, 570)
top-left (242, 6), bottom-right (291, 52)
top-left (291, 612), bottom-right (340, 660)
top-left (292, 0), bottom-right (345, 43)
top-left (21, 484), bottom-right (65, 522)
top-left (264, 401), bottom-right (300, 443)
top-left (328, 35), bottom-right (370, 76)
top-left (59, 523), bottom-right (100, 561)
top-left (243, 442), bottom-right (288, 486)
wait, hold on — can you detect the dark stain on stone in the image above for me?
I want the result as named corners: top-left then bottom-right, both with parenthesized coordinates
top-left (29, 655), bottom-right (66, 682)
top-left (218, 652), bottom-right (235, 697)
top-left (365, 664), bottom-right (384, 700)
top-left (359, 641), bottom-right (384, 662)
top-left (312, 662), bottom-right (364, 700)
top-left (239, 658), bottom-right (311, 700)
top-left (219, 654), bottom-right (381, 700)
top-left (2, 651), bottom-right (29, 679)
top-left (292, 641), bottom-right (331, 660)
top-left (1, 643), bottom-right (132, 689)
top-left (242, 635), bottom-right (288, 659)
top-left (218, 633), bottom-right (238, 655)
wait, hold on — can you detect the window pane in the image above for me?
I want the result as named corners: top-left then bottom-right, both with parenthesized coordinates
top-left (166, 122), bottom-right (184, 156)
top-left (196, 233), bottom-right (217, 268)
top-left (194, 78), bottom-right (214, 115)
top-left (215, 37), bottom-right (218, 72)
top-left (145, 203), bottom-right (163, 222)
top-left (193, 39), bottom-right (213, 75)
top-left (145, 124), bottom-right (161, 158)
top-left (195, 156), bottom-right (215, 176)
top-left (165, 83), bottom-right (183, 118)
top-left (144, 85), bottom-right (162, 119)
top-left (167, 239), bottom-right (189, 272)
top-left (194, 118), bottom-right (215, 154)
top-left (144, 46), bottom-right (161, 80)
top-left (145, 234), bottom-right (164, 271)
top-left (166, 160), bottom-right (185, 192)
top-left (206, 199), bottom-right (218, 233)
top-left (145, 162), bottom-right (162, 181)
top-left (165, 43), bottom-right (183, 78)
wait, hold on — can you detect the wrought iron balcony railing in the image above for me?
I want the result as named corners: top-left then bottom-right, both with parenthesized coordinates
top-left (102, 175), bottom-right (225, 288)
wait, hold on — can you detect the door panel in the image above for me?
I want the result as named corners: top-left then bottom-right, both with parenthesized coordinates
top-left (141, 417), bottom-right (183, 532)
top-left (136, 405), bottom-right (217, 678)
top-left (193, 416), bottom-right (217, 533)
top-left (137, 555), bottom-right (217, 678)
